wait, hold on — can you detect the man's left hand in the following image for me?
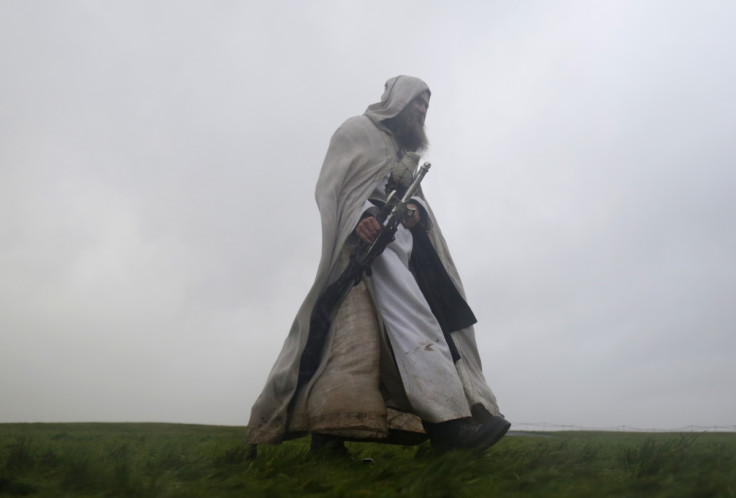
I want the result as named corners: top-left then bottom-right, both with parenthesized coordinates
top-left (402, 204), bottom-right (420, 229)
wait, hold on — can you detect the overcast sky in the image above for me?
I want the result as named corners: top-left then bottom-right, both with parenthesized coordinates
top-left (1, 1), bottom-right (734, 431)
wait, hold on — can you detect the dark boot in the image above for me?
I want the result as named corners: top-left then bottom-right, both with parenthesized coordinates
top-left (245, 444), bottom-right (258, 460)
top-left (308, 433), bottom-right (351, 459)
top-left (424, 415), bottom-right (510, 452)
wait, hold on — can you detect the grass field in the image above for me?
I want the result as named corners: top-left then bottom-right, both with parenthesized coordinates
top-left (1, 423), bottom-right (734, 497)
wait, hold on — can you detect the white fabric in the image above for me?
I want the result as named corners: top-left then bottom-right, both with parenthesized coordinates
top-left (368, 225), bottom-right (471, 423)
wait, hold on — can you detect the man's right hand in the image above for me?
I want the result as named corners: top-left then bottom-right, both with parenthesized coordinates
top-left (354, 216), bottom-right (382, 244)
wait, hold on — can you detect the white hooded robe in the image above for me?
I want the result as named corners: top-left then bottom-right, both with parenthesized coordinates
top-left (246, 76), bottom-right (501, 445)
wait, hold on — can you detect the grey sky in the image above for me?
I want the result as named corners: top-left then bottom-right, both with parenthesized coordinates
top-left (1, 1), bottom-right (734, 430)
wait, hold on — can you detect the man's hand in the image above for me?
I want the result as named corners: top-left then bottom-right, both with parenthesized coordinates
top-left (355, 204), bottom-right (420, 244)
top-left (402, 203), bottom-right (420, 229)
top-left (355, 216), bottom-right (382, 244)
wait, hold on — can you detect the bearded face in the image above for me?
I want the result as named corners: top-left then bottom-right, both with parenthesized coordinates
top-left (383, 98), bottom-right (429, 153)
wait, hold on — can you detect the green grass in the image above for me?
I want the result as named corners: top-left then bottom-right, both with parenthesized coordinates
top-left (1, 423), bottom-right (734, 497)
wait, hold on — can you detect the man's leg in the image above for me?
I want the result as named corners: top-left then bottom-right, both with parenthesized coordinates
top-left (368, 227), bottom-right (471, 423)
top-left (369, 227), bottom-right (511, 451)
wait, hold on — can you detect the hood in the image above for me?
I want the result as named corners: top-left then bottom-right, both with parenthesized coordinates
top-left (364, 75), bottom-right (430, 123)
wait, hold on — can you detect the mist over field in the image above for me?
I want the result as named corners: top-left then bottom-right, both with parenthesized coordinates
top-left (1, 1), bottom-right (734, 430)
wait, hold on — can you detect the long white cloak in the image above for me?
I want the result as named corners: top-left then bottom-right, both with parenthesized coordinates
top-left (246, 76), bottom-right (500, 445)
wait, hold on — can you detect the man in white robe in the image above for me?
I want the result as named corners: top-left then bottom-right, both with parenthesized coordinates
top-left (246, 76), bottom-right (509, 455)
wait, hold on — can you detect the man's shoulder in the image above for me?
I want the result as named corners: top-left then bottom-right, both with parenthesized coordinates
top-left (334, 114), bottom-right (381, 138)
